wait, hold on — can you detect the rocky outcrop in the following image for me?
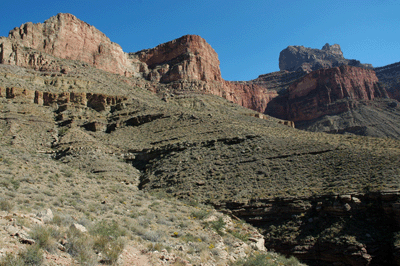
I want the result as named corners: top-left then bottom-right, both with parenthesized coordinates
top-left (0, 86), bottom-right (127, 112)
top-left (220, 190), bottom-right (400, 265)
top-left (132, 35), bottom-right (222, 83)
top-left (266, 65), bottom-right (388, 122)
top-left (3, 13), bottom-right (141, 77)
top-left (375, 61), bottom-right (400, 101)
top-left (279, 43), bottom-right (373, 72)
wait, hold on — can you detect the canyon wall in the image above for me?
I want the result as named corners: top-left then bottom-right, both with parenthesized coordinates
top-left (0, 14), bottom-right (278, 115)
top-left (266, 65), bottom-right (388, 122)
top-left (375, 61), bottom-right (400, 101)
top-left (3, 13), bottom-right (142, 77)
top-left (1, 13), bottom-right (397, 131)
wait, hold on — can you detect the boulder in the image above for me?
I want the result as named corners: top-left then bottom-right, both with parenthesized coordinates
top-left (36, 208), bottom-right (53, 223)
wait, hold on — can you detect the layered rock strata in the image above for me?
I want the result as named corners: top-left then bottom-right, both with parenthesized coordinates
top-left (0, 86), bottom-right (127, 112)
top-left (132, 35), bottom-right (222, 83)
top-left (0, 13), bottom-right (280, 114)
top-left (266, 65), bottom-right (388, 122)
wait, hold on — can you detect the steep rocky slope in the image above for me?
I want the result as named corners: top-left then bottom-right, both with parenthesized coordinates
top-left (1, 14), bottom-right (400, 265)
top-left (375, 61), bottom-right (400, 101)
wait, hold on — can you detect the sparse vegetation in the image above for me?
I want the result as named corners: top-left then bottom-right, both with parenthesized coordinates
top-left (233, 252), bottom-right (302, 266)
top-left (0, 30), bottom-right (399, 266)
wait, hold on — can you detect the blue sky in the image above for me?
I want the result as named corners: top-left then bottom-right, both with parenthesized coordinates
top-left (1, 1), bottom-right (399, 81)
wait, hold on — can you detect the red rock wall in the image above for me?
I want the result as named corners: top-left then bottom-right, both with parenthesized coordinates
top-left (6, 13), bottom-right (135, 76)
top-left (223, 81), bottom-right (278, 113)
top-left (1, 14), bottom-right (280, 115)
top-left (135, 35), bottom-right (222, 83)
top-left (5, 14), bottom-right (390, 122)
top-left (285, 65), bottom-right (388, 121)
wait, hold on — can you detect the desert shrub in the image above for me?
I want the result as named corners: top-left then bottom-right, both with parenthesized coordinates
top-left (191, 210), bottom-right (209, 220)
top-left (51, 213), bottom-right (74, 226)
top-left (65, 226), bottom-right (97, 266)
top-left (234, 252), bottom-right (302, 266)
top-left (90, 220), bottom-right (126, 239)
top-left (10, 179), bottom-right (20, 190)
top-left (228, 229), bottom-right (250, 242)
top-left (0, 198), bottom-right (13, 211)
top-left (95, 237), bottom-right (124, 265)
top-left (137, 216), bottom-right (150, 228)
top-left (90, 220), bottom-right (126, 264)
top-left (0, 252), bottom-right (24, 266)
top-left (146, 242), bottom-right (165, 252)
top-left (210, 217), bottom-right (225, 235)
top-left (142, 230), bottom-right (164, 242)
top-left (29, 225), bottom-right (58, 253)
top-left (20, 244), bottom-right (44, 266)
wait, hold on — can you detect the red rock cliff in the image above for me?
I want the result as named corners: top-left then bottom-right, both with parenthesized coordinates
top-left (4, 13), bottom-right (137, 76)
top-left (133, 35), bottom-right (222, 83)
top-left (0, 14), bottom-right (281, 115)
top-left (282, 65), bottom-right (388, 121)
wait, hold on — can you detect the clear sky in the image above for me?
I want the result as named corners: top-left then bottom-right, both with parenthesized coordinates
top-left (1, 0), bottom-right (399, 81)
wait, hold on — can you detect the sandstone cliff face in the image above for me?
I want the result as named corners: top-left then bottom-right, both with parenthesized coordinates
top-left (222, 81), bottom-right (278, 113)
top-left (132, 35), bottom-right (222, 83)
top-left (279, 43), bottom-right (373, 72)
top-left (2, 13), bottom-right (142, 77)
top-left (0, 14), bottom-right (276, 115)
top-left (267, 65), bottom-right (387, 122)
